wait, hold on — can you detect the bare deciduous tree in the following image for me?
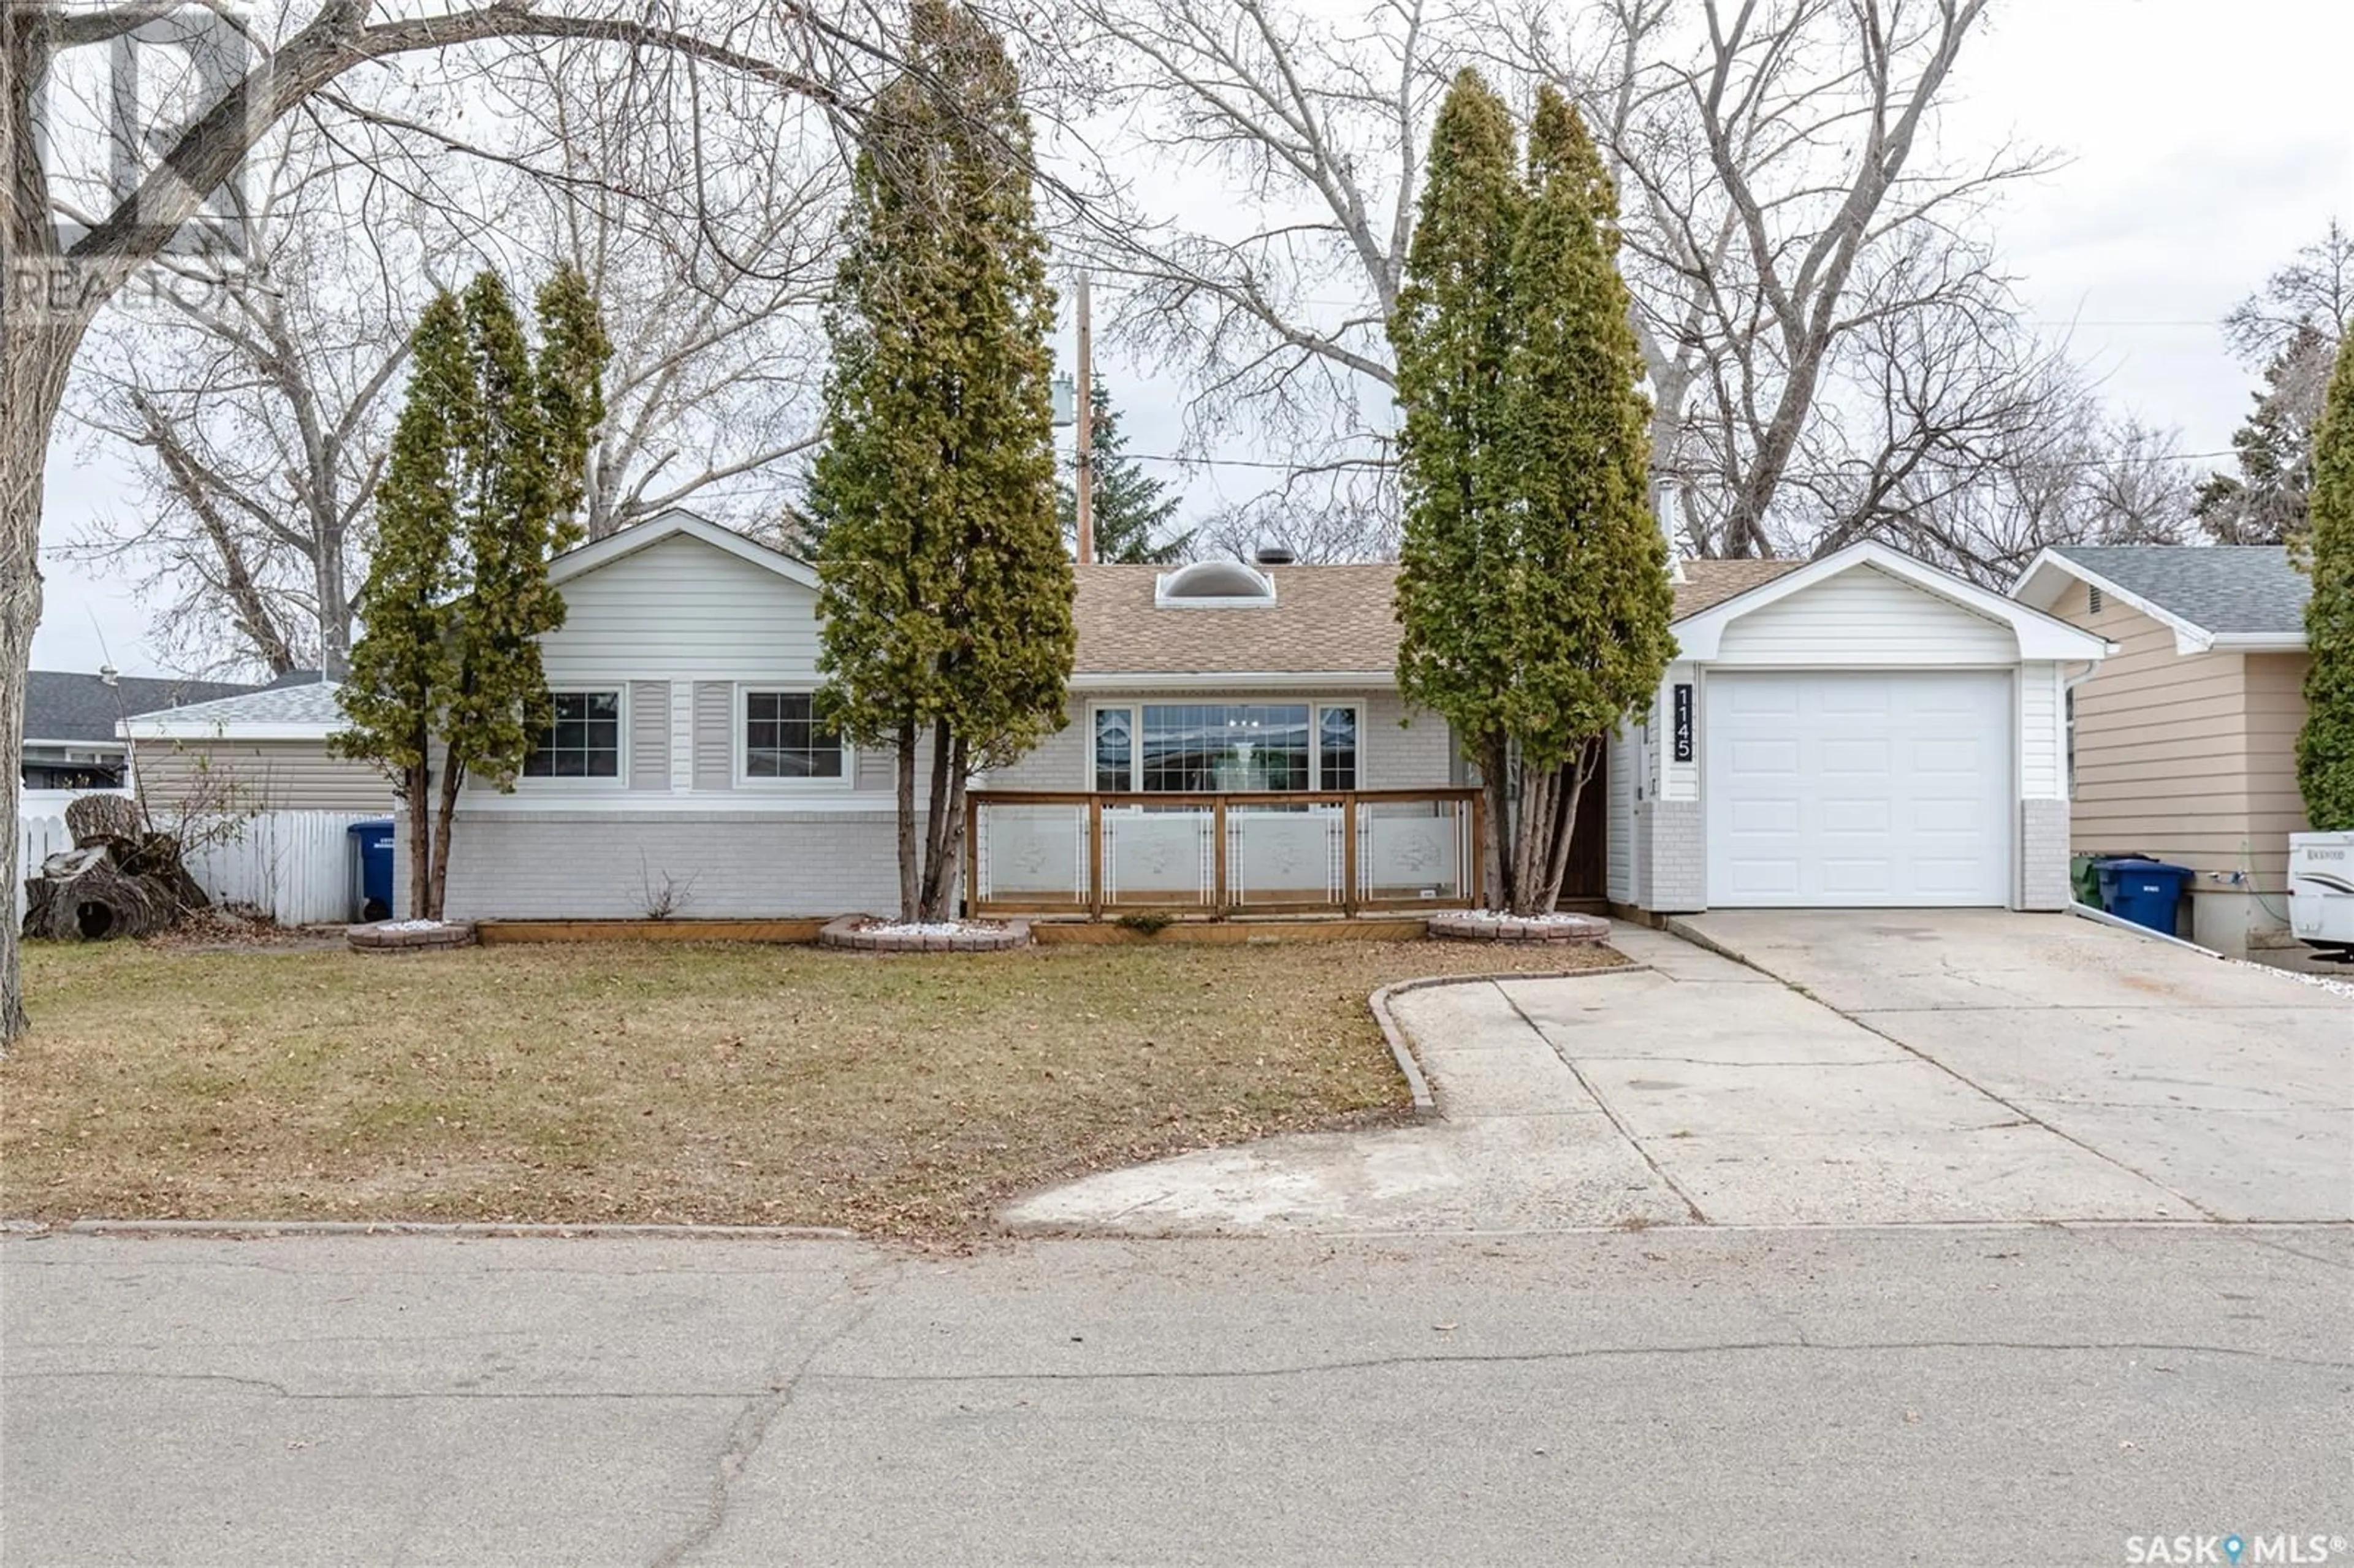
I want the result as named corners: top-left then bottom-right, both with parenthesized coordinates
top-left (63, 32), bottom-right (845, 676)
top-left (1050, 0), bottom-right (1441, 555)
top-left (1059, 0), bottom-right (2070, 568)
top-left (2, 0), bottom-right (877, 1040)
top-left (1499, 0), bottom-right (2060, 557)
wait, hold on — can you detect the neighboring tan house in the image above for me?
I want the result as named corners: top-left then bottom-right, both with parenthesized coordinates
top-left (400, 511), bottom-right (2110, 923)
top-left (23, 669), bottom-right (257, 790)
top-left (120, 677), bottom-right (395, 816)
top-left (2011, 544), bottom-right (2313, 957)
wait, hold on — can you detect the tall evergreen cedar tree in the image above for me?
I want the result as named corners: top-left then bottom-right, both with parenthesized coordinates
top-left (335, 267), bottom-right (611, 918)
top-left (2298, 332), bottom-right (2354, 830)
top-left (1059, 380), bottom-right (1190, 563)
top-left (810, 0), bottom-right (1072, 923)
top-left (1391, 75), bottom-right (1674, 914)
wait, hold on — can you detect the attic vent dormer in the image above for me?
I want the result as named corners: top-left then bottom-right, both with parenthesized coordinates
top-left (1154, 560), bottom-right (1278, 608)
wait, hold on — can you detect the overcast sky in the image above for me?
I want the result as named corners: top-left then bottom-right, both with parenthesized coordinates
top-left (29, 0), bottom-right (2353, 678)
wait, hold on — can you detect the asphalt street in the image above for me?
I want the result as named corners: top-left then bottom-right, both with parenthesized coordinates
top-left (6, 1224), bottom-right (2348, 1567)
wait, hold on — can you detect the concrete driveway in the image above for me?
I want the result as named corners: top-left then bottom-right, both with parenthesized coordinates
top-left (1007, 913), bottom-right (2352, 1233)
top-left (1677, 910), bottom-right (2354, 1224)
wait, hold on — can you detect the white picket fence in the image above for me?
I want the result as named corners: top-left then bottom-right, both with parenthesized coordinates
top-left (15, 803), bottom-right (387, 927)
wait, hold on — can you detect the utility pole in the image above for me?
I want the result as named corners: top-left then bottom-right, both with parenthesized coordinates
top-left (1074, 268), bottom-right (1094, 565)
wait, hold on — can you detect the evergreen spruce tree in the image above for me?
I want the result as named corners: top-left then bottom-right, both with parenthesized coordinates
top-left (811, 0), bottom-right (1072, 922)
top-left (2195, 324), bottom-right (2335, 545)
top-left (1060, 381), bottom-right (1189, 563)
top-left (2298, 332), bottom-right (2354, 831)
top-left (1391, 75), bottom-right (1674, 913)
top-left (335, 266), bottom-right (611, 917)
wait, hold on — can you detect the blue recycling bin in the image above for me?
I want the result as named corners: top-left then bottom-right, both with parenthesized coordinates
top-left (348, 820), bottom-right (396, 922)
top-left (2094, 857), bottom-right (2193, 937)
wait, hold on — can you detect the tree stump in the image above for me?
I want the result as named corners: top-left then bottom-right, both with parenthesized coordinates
top-left (20, 793), bottom-right (208, 942)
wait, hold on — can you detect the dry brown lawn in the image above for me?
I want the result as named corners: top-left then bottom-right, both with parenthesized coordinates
top-left (2, 935), bottom-right (1622, 1236)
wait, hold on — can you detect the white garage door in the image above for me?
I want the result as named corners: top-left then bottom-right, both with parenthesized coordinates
top-left (1706, 671), bottom-right (2012, 907)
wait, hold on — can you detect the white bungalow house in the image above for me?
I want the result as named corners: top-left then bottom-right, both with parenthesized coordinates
top-left (405, 511), bottom-right (2109, 923)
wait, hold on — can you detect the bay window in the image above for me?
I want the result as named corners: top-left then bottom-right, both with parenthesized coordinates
top-left (1091, 701), bottom-right (1362, 793)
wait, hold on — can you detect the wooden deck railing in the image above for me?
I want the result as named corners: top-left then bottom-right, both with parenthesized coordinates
top-left (965, 788), bottom-right (1484, 919)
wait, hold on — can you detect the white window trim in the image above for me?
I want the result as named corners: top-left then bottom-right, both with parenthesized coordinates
top-left (1084, 698), bottom-right (1367, 793)
top-left (512, 687), bottom-right (630, 791)
top-left (734, 683), bottom-right (855, 792)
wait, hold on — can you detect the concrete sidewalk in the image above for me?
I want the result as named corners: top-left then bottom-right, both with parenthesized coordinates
top-left (1005, 963), bottom-right (1695, 1235)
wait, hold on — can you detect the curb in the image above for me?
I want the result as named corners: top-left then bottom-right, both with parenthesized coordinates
top-left (1368, 961), bottom-right (1653, 1118)
top-left (2067, 900), bottom-right (2226, 958)
top-left (1659, 916), bottom-right (1754, 969)
top-left (10, 1219), bottom-right (859, 1241)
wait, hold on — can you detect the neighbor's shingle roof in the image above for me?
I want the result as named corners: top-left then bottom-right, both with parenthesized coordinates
top-left (26, 670), bottom-right (259, 744)
top-left (1070, 558), bottom-right (1805, 676)
top-left (2049, 545), bottom-right (2310, 636)
top-left (120, 676), bottom-right (344, 733)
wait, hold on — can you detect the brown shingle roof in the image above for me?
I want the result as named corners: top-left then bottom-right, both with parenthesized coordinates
top-left (1071, 558), bottom-right (1805, 677)
top-left (1672, 557), bottom-right (1805, 617)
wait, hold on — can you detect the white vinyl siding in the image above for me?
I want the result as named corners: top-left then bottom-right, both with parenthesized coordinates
top-left (1711, 564), bottom-right (2019, 666)
top-left (1606, 722), bottom-right (1634, 904)
top-left (538, 533), bottom-right (823, 685)
top-left (1656, 663), bottom-right (1698, 802)
top-left (2018, 660), bottom-right (2063, 800)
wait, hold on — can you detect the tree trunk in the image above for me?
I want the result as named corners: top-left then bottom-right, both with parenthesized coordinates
top-left (923, 732), bottom-right (970, 921)
top-left (1477, 731), bottom-right (1511, 912)
top-left (402, 756), bottom-right (434, 919)
top-left (895, 718), bottom-right (919, 923)
top-left (429, 751), bottom-right (465, 921)
top-left (314, 526), bottom-right (351, 677)
top-left (917, 717), bottom-right (955, 921)
top-left (1536, 740), bottom-right (1602, 914)
top-left (1, 288), bottom-right (105, 1044)
top-left (1509, 759), bottom-right (1555, 918)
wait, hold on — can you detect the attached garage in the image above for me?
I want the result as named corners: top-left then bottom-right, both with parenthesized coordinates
top-left (1609, 542), bottom-right (2114, 916)
top-left (1706, 671), bottom-right (2012, 907)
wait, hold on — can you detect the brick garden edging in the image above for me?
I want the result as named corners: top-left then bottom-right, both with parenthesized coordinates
top-left (818, 914), bottom-right (1032, 953)
top-left (1428, 911), bottom-right (1611, 943)
top-left (346, 920), bottom-right (478, 953)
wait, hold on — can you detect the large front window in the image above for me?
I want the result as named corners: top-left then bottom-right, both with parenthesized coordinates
top-left (744, 691), bottom-right (845, 780)
top-left (1093, 702), bottom-right (1360, 793)
top-left (524, 691), bottom-right (620, 778)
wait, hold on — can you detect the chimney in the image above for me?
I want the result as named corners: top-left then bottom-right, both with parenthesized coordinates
top-left (1651, 479), bottom-right (1687, 585)
top-left (1254, 546), bottom-right (1297, 567)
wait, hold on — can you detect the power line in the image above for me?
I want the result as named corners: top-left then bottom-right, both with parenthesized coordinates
top-left (1118, 446), bottom-right (2240, 473)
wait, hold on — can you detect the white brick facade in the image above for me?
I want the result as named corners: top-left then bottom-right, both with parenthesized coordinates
top-left (405, 811), bottom-right (911, 920)
top-left (2019, 797), bottom-right (2073, 911)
